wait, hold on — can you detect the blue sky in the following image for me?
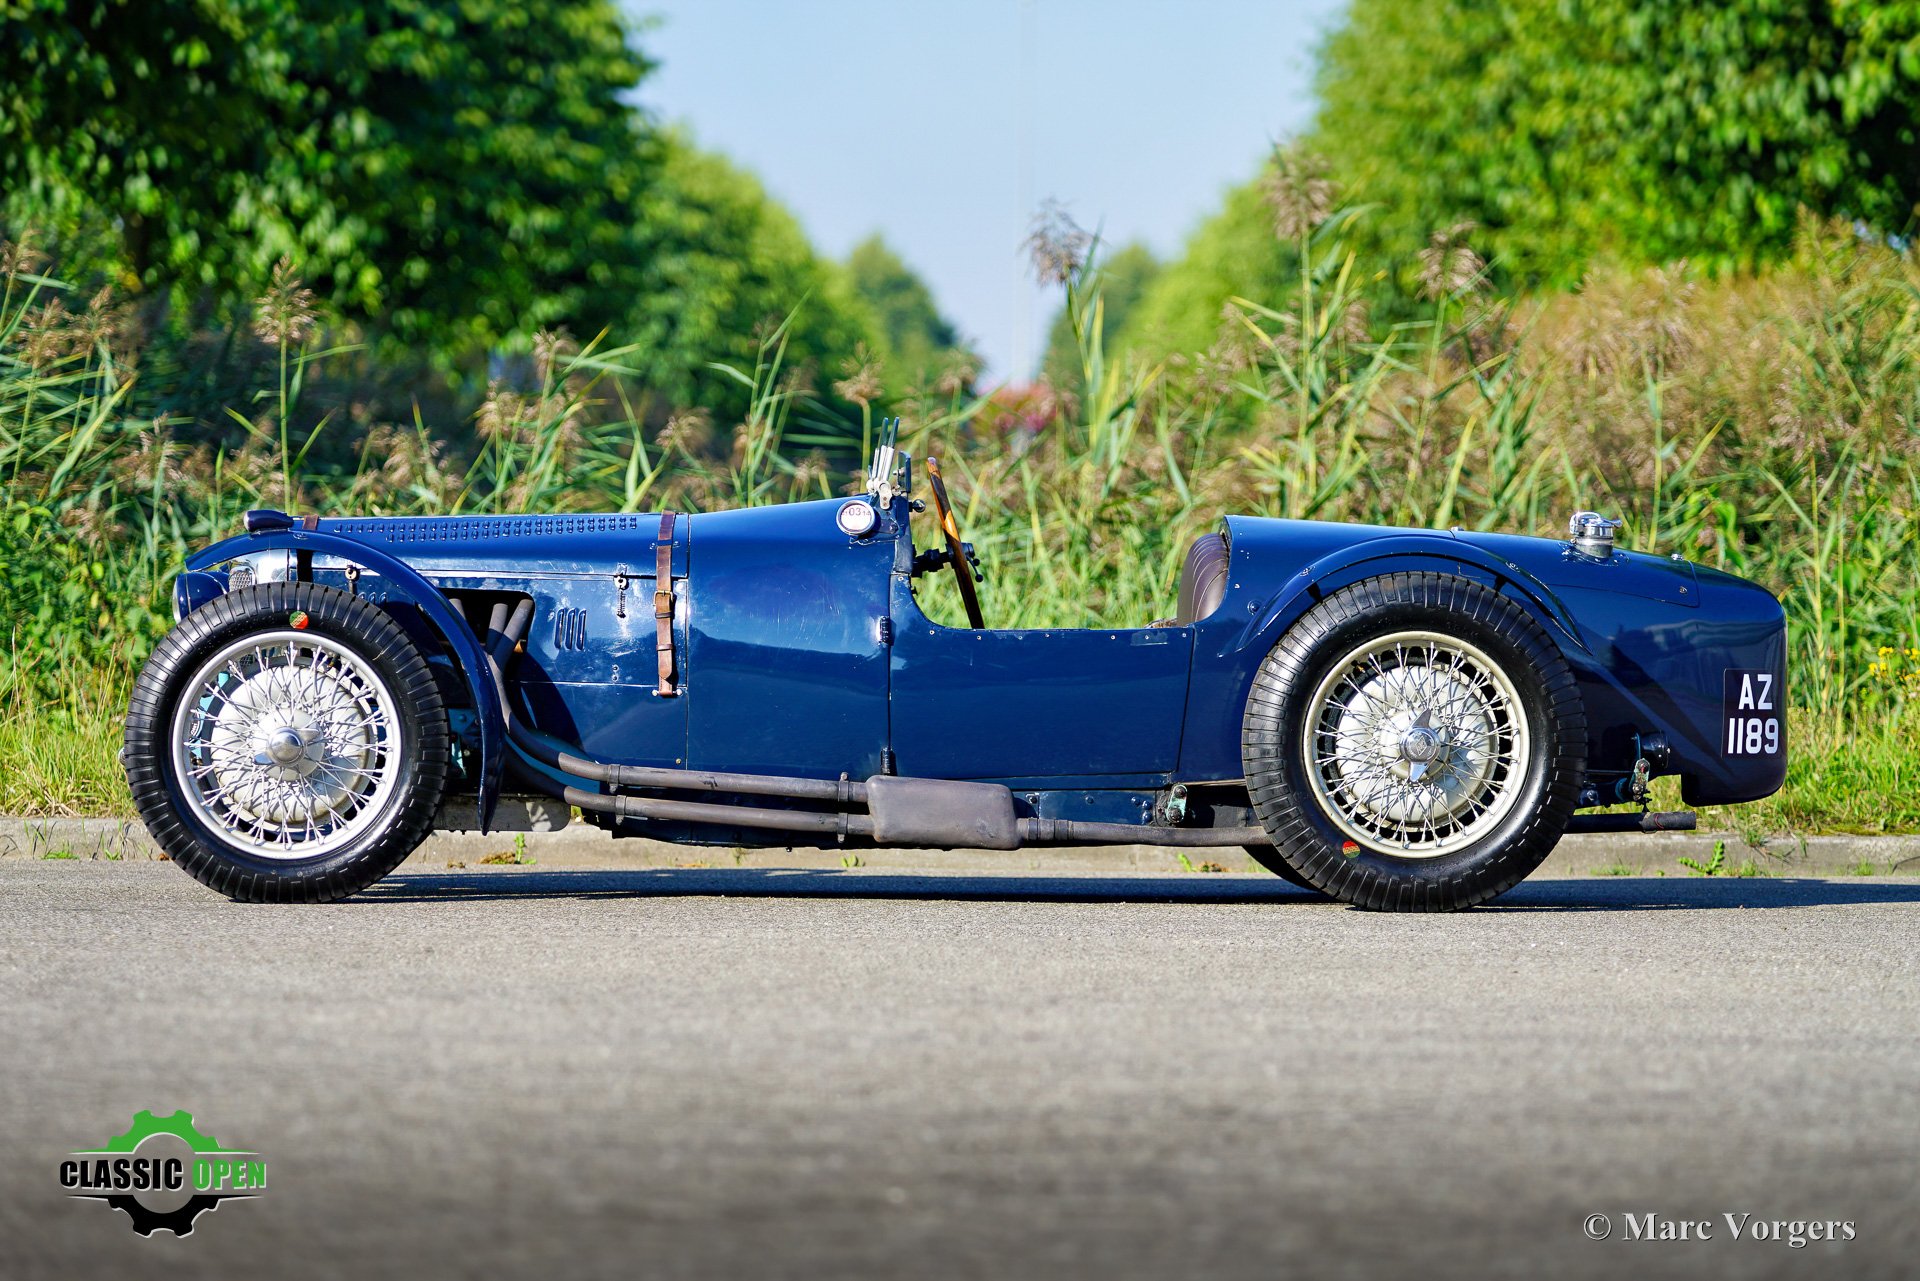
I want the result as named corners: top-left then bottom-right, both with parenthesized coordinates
top-left (631, 0), bottom-right (1347, 380)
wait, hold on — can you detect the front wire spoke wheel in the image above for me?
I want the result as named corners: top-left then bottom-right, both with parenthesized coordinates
top-left (170, 630), bottom-right (404, 860)
top-left (129, 583), bottom-right (450, 902)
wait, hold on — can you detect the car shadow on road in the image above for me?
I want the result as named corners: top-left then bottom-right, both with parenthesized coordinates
top-left (365, 868), bottom-right (1312, 906)
top-left (1486, 877), bottom-right (1920, 911)
top-left (359, 868), bottom-right (1920, 910)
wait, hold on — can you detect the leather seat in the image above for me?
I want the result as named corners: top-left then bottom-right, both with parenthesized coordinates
top-left (1174, 531), bottom-right (1230, 625)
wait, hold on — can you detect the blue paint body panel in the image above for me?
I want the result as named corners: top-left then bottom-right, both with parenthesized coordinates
top-left (686, 498), bottom-right (894, 779)
top-left (889, 577), bottom-right (1193, 783)
top-left (172, 493), bottom-right (1787, 833)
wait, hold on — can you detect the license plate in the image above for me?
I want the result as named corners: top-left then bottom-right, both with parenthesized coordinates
top-left (1722, 669), bottom-right (1782, 758)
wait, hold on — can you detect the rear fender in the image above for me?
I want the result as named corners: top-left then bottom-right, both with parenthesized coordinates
top-left (1249, 536), bottom-right (1588, 657)
top-left (185, 530), bottom-right (505, 830)
top-left (1181, 535), bottom-right (1586, 781)
top-left (1277, 541), bottom-right (1783, 794)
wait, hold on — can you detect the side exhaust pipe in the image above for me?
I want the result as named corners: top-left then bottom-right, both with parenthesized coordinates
top-left (476, 602), bottom-right (1262, 850)
top-left (559, 775), bottom-right (1265, 849)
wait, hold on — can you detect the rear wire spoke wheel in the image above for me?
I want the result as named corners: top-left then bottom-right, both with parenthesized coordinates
top-left (1304, 631), bottom-right (1529, 858)
top-left (125, 582), bottom-right (449, 902)
top-left (1242, 573), bottom-right (1585, 911)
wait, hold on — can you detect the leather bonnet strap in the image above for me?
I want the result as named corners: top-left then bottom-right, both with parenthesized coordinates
top-left (655, 511), bottom-right (678, 696)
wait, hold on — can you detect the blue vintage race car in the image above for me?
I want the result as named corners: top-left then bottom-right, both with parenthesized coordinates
top-left (124, 425), bottom-right (1786, 910)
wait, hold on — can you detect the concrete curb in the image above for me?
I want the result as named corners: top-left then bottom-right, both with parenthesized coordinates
top-left (4, 815), bottom-right (1918, 878)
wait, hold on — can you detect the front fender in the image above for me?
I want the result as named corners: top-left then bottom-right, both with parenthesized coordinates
top-left (186, 529), bottom-right (505, 830)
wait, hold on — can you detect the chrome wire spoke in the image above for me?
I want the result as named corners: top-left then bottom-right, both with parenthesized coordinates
top-left (169, 629), bottom-right (404, 860)
top-left (1302, 629), bottom-right (1532, 859)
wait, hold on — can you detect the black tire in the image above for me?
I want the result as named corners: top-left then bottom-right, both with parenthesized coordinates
top-left (1243, 844), bottom-right (1325, 894)
top-left (1242, 572), bottom-right (1585, 911)
top-left (124, 582), bottom-right (449, 902)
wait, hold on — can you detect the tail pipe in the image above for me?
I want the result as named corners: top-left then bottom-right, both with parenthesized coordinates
top-left (1567, 810), bottom-right (1698, 834)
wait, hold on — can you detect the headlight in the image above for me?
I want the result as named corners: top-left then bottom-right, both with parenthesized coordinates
top-left (835, 499), bottom-right (879, 538)
top-left (225, 549), bottom-right (295, 588)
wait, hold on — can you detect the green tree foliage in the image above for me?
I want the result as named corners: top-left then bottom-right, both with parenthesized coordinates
top-left (1126, 0), bottom-right (1920, 365)
top-left (1041, 240), bottom-right (1160, 389)
top-left (1, 0), bottom-right (272, 289)
top-left (292, 0), bottom-right (655, 346)
top-left (1, 0), bottom-right (654, 347)
top-left (625, 135), bottom-right (877, 417)
top-left (1310, 0), bottom-right (1920, 286)
top-left (844, 234), bottom-right (973, 393)
top-left (1603, 1), bottom-right (1920, 263)
top-left (1, 2), bottom-right (880, 424)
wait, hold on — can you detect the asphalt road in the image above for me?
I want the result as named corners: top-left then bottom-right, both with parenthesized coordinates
top-left (4, 862), bottom-right (1918, 1281)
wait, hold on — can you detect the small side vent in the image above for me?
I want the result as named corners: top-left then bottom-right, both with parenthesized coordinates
top-left (552, 607), bottom-right (588, 651)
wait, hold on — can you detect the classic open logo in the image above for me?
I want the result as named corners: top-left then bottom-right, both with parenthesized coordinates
top-left (58, 1110), bottom-right (264, 1237)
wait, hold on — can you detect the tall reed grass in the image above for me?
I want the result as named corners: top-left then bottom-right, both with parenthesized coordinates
top-left (1, 214), bottom-right (1914, 831)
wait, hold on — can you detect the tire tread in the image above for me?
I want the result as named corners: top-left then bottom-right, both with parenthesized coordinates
top-left (123, 582), bottom-right (449, 903)
top-left (1241, 571), bottom-right (1586, 911)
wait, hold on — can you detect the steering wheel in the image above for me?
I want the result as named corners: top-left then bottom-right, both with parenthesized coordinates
top-left (923, 457), bottom-right (987, 629)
